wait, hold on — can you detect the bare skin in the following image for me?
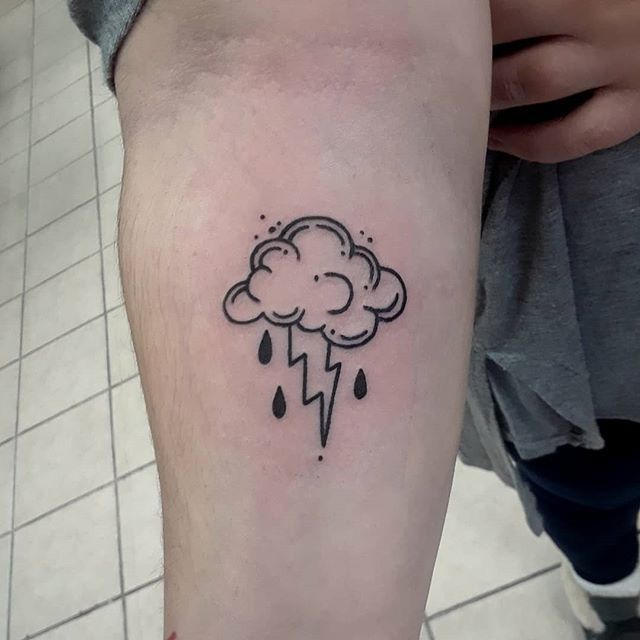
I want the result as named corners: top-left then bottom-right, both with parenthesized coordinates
top-left (489, 0), bottom-right (640, 162)
top-left (114, 1), bottom-right (491, 638)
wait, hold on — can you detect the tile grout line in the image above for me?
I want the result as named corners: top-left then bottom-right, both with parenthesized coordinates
top-left (0, 357), bottom-right (19, 374)
top-left (0, 78), bottom-right (30, 119)
top-left (0, 83), bottom-right (28, 114)
top-left (0, 293), bottom-right (22, 312)
top-left (14, 371), bottom-right (138, 438)
top-left (31, 58), bottom-right (87, 106)
top-left (21, 240), bottom-right (120, 296)
top-left (424, 618), bottom-right (436, 640)
top-left (86, 38), bottom-right (130, 640)
top-left (29, 130), bottom-right (120, 190)
top-left (15, 3), bottom-right (83, 54)
top-left (15, 297), bottom-right (124, 365)
top-left (2, 254), bottom-right (122, 358)
top-left (0, 130), bottom-right (119, 204)
top-left (0, 75), bottom-right (29, 104)
top-left (21, 310), bottom-right (105, 359)
top-left (6, 1), bottom-right (35, 637)
top-left (0, 109), bottom-right (30, 153)
top-left (26, 71), bottom-right (91, 118)
top-left (427, 562), bottom-right (562, 622)
top-left (19, 574), bottom-right (164, 640)
top-left (33, 0), bottom-right (74, 32)
top-left (33, 31), bottom-right (86, 65)
top-left (0, 147), bottom-right (29, 175)
top-left (0, 91), bottom-right (29, 127)
top-left (25, 193), bottom-right (97, 237)
top-left (0, 2), bottom-right (24, 20)
top-left (0, 44), bottom-right (91, 117)
top-left (31, 100), bottom-right (93, 146)
top-left (27, 132), bottom-right (95, 189)
top-left (0, 343), bottom-right (132, 387)
top-left (0, 141), bottom-right (118, 215)
top-left (0, 65), bottom-right (105, 112)
top-left (31, 41), bottom-right (87, 97)
top-left (0, 239), bottom-right (25, 259)
top-left (0, 193), bottom-right (96, 251)
top-left (22, 247), bottom-right (103, 294)
top-left (5, 146), bottom-right (93, 196)
top-left (12, 460), bottom-right (157, 533)
top-left (0, 173), bottom-right (118, 254)
top-left (21, 296), bottom-right (121, 360)
top-left (0, 3), bottom-right (35, 70)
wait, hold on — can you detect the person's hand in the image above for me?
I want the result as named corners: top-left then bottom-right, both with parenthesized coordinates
top-left (489, 0), bottom-right (640, 162)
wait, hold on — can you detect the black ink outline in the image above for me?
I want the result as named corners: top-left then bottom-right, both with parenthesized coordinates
top-left (287, 326), bottom-right (341, 447)
top-left (222, 215), bottom-right (407, 448)
top-left (273, 307), bottom-right (301, 321)
top-left (324, 272), bottom-right (354, 315)
top-left (222, 216), bottom-right (406, 347)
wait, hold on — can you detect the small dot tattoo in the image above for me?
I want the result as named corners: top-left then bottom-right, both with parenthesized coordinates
top-left (260, 214), bottom-right (266, 220)
top-left (314, 275), bottom-right (320, 282)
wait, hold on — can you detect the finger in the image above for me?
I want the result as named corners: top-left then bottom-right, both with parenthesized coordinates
top-left (492, 37), bottom-right (606, 110)
top-left (491, 0), bottom-right (574, 45)
top-left (488, 87), bottom-right (640, 163)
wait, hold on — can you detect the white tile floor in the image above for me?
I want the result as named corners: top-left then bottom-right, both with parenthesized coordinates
top-left (0, 2), bottom-right (162, 639)
top-left (0, 1), bottom-right (585, 639)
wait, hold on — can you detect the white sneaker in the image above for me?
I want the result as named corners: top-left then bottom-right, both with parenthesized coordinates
top-left (562, 563), bottom-right (640, 640)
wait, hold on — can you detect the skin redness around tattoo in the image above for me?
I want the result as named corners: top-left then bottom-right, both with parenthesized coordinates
top-left (223, 216), bottom-right (407, 450)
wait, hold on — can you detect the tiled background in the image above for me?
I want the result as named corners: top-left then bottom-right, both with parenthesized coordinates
top-left (0, 1), bottom-right (585, 638)
top-left (0, 1), bottom-right (161, 639)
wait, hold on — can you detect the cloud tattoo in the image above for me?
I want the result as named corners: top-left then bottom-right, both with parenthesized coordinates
top-left (223, 216), bottom-right (406, 347)
top-left (223, 215), bottom-right (407, 451)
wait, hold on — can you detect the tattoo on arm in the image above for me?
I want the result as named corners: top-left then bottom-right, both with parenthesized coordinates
top-left (223, 216), bottom-right (407, 452)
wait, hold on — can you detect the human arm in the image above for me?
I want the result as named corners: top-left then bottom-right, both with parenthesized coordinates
top-left (114, 1), bottom-right (491, 637)
top-left (489, 0), bottom-right (640, 162)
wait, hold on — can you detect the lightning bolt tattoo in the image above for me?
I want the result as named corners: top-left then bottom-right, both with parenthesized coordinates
top-left (223, 215), bottom-right (407, 452)
top-left (287, 326), bottom-right (342, 447)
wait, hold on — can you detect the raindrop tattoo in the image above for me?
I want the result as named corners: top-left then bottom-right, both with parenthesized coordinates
top-left (258, 330), bottom-right (273, 365)
top-left (223, 216), bottom-right (407, 449)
